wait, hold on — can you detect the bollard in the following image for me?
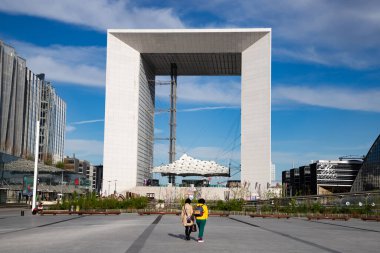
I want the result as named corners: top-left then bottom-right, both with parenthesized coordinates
top-left (21, 210), bottom-right (24, 216)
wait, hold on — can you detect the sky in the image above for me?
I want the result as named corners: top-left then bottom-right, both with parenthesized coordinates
top-left (0, 0), bottom-right (379, 183)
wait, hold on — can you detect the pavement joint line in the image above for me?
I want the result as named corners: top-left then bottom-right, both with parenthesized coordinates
top-left (125, 215), bottom-right (163, 253)
top-left (0, 215), bottom-right (85, 236)
top-left (0, 215), bottom-right (22, 219)
top-left (303, 219), bottom-right (380, 233)
top-left (229, 217), bottom-right (343, 253)
top-left (36, 215), bottom-right (86, 228)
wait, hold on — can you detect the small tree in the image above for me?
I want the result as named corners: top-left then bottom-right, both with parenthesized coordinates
top-left (230, 181), bottom-right (251, 200)
top-left (55, 161), bottom-right (64, 169)
top-left (44, 158), bottom-right (53, 166)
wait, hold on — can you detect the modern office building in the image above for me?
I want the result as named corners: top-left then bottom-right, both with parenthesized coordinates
top-left (351, 135), bottom-right (380, 192)
top-left (63, 157), bottom-right (96, 192)
top-left (94, 165), bottom-right (103, 195)
top-left (290, 168), bottom-right (301, 196)
top-left (64, 156), bottom-right (79, 172)
top-left (271, 163), bottom-right (276, 184)
top-left (299, 165), bottom-right (313, 195)
top-left (90, 165), bottom-right (96, 192)
top-left (0, 41), bottom-right (66, 164)
top-left (37, 74), bottom-right (66, 164)
top-left (25, 69), bottom-right (42, 159)
top-left (80, 160), bottom-right (94, 192)
top-left (283, 158), bottom-right (362, 196)
top-left (104, 29), bottom-right (271, 193)
top-left (282, 171), bottom-right (291, 197)
top-left (78, 160), bottom-right (90, 175)
top-left (312, 159), bottom-right (362, 195)
top-left (0, 41), bottom-right (28, 157)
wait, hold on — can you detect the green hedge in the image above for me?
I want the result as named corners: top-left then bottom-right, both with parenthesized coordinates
top-left (258, 200), bottom-right (375, 215)
top-left (208, 199), bottom-right (245, 211)
top-left (51, 193), bottom-right (148, 210)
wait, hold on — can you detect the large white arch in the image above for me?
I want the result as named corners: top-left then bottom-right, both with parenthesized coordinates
top-left (104, 29), bottom-right (271, 194)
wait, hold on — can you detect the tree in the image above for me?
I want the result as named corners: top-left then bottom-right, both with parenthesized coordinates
top-left (55, 161), bottom-right (64, 169)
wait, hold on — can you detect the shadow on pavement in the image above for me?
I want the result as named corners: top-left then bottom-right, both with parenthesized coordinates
top-left (168, 233), bottom-right (186, 240)
top-left (168, 233), bottom-right (198, 241)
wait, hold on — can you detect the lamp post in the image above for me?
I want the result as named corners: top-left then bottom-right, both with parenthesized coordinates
top-left (108, 180), bottom-right (111, 196)
top-left (32, 120), bottom-right (40, 211)
top-left (102, 179), bottom-right (106, 196)
top-left (61, 171), bottom-right (63, 195)
top-left (114, 180), bottom-right (117, 195)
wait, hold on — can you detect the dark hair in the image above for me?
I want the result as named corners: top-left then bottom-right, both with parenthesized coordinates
top-left (185, 198), bottom-right (191, 204)
top-left (198, 198), bottom-right (205, 204)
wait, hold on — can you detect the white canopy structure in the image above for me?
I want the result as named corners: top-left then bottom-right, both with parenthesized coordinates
top-left (152, 154), bottom-right (230, 177)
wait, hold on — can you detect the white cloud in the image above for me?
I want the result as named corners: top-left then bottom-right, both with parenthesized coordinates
top-left (274, 47), bottom-right (374, 70)
top-left (65, 139), bottom-right (104, 160)
top-left (272, 85), bottom-right (380, 112)
top-left (156, 77), bottom-right (241, 106)
top-left (184, 0), bottom-right (380, 69)
top-left (178, 106), bottom-right (239, 112)
top-left (65, 125), bottom-right (76, 133)
top-left (154, 128), bottom-right (163, 134)
top-left (1, 1), bottom-right (185, 88)
top-left (153, 143), bottom-right (170, 165)
top-left (11, 41), bottom-right (105, 87)
top-left (71, 119), bottom-right (104, 125)
top-left (66, 119), bottom-right (104, 133)
top-left (0, 0), bottom-right (184, 31)
top-left (2, 1), bottom-right (379, 69)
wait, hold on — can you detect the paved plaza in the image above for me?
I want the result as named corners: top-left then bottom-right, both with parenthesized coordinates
top-left (0, 208), bottom-right (379, 253)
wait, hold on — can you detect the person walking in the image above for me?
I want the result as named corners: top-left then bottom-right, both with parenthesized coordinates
top-left (194, 198), bottom-right (208, 242)
top-left (181, 198), bottom-right (194, 240)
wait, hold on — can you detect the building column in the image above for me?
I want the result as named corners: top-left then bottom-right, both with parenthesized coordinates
top-left (241, 32), bottom-right (271, 196)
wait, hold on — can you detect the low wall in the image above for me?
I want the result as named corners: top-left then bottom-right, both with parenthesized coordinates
top-left (128, 186), bottom-right (231, 201)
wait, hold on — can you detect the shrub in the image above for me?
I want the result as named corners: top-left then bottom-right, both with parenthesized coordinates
top-left (310, 202), bottom-right (324, 214)
top-left (260, 204), bottom-right (273, 213)
top-left (54, 195), bottom-right (149, 210)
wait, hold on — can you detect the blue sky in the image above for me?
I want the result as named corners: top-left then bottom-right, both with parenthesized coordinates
top-left (0, 0), bottom-right (379, 183)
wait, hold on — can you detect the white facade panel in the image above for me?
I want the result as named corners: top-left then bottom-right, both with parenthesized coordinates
top-left (241, 32), bottom-right (271, 195)
top-left (103, 33), bottom-right (141, 192)
top-left (136, 58), bottom-right (155, 185)
top-left (105, 29), bottom-right (271, 194)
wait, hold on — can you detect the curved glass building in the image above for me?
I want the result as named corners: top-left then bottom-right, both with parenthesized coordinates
top-left (351, 135), bottom-right (380, 192)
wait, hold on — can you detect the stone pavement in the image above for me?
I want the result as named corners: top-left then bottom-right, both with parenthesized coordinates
top-left (0, 208), bottom-right (379, 253)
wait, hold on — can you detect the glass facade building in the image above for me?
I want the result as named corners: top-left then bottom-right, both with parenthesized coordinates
top-left (351, 135), bottom-right (380, 192)
top-left (0, 41), bottom-right (66, 164)
top-left (282, 171), bottom-right (291, 197)
top-left (94, 165), bottom-right (103, 194)
top-left (299, 165), bottom-right (313, 195)
top-left (282, 159), bottom-right (362, 196)
top-left (0, 41), bottom-right (28, 157)
top-left (25, 69), bottom-right (42, 159)
top-left (38, 74), bottom-right (66, 164)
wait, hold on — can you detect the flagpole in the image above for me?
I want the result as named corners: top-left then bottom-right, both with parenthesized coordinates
top-left (32, 120), bottom-right (40, 211)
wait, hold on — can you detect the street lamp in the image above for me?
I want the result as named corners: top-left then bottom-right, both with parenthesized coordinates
top-left (114, 180), bottom-right (117, 195)
top-left (100, 178), bottom-right (106, 196)
top-left (32, 120), bottom-right (40, 211)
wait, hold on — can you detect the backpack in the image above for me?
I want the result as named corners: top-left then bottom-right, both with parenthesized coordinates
top-left (194, 205), bottom-right (204, 217)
